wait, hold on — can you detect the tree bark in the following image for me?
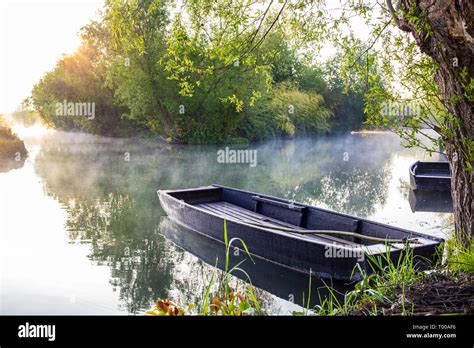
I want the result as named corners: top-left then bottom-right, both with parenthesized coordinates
top-left (388, 0), bottom-right (473, 245)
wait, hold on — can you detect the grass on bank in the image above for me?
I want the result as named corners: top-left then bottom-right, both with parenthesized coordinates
top-left (146, 220), bottom-right (263, 316)
top-left (446, 236), bottom-right (474, 273)
top-left (147, 224), bottom-right (473, 316)
top-left (314, 243), bottom-right (427, 316)
top-left (315, 237), bottom-right (473, 316)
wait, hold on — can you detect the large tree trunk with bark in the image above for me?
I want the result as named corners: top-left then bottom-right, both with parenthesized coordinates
top-left (388, 0), bottom-right (473, 246)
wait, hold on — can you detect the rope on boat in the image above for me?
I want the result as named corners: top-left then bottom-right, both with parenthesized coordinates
top-left (221, 216), bottom-right (421, 245)
top-left (249, 222), bottom-right (421, 244)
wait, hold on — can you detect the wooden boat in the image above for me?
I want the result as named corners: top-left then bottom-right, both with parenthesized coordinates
top-left (157, 185), bottom-right (444, 280)
top-left (409, 161), bottom-right (451, 191)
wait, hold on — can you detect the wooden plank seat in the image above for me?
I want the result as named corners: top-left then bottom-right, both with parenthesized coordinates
top-left (195, 201), bottom-right (359, 246)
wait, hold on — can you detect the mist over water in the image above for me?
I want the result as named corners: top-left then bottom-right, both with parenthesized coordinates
top-left (0, 129), bottom-right (453, 314)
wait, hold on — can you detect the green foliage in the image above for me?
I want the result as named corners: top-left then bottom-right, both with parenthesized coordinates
top-left (30, 0), bottom-right (367, 143)
top-left (283, 0), bottom-right (473, 166)
top-left (31, 37), bottom-right (135, 136)
top-left (264, 31), bottom-right (302, 84)
top-left (297, 65), bottom-right (328, 94)
top-left (297, 61), bottom-right (367, 132)
top-left (446, 236), bottom-right (474, 274)
top-left (313, 236), bottom-right (473, 316)
top-left (269, 82), bottom-right (332, 137)
top-left (314, 244), bottom-right (427, 316)
top-left (0, 117), bottom-right (28, 161)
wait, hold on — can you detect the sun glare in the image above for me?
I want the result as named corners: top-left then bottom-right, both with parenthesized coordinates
top-left (12, 123), bottom-right (54, 137)
top-left (0, 0), bottom-right (104, 114)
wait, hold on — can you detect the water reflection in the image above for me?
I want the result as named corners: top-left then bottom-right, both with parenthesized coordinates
top-left (158, 216), bottom-right (349, 308)
top-left (1, 130), bottom-right (454, 314)
top-left (0, 157), bottom-right (26, 173)
top-left (409, 189), bottom-right (453, 213)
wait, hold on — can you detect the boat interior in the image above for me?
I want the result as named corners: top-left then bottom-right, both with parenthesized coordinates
top-left (165, 185), bottom-right (438, 247)
top-left (412, 161), bottom-right (451, 178)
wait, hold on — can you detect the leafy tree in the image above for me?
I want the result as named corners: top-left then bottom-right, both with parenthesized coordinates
top-left (264, 31), bottom-right (302, 83)
top-left (104, 0), bottom-right (177, 137)
top-left (32, 0), bottom-right (366, 144)
top-left (31, 31), bottom-right (132, 136)
top-left (269, 82), bottom-right (332, 136)
top-left (309, 0), bottom-right (473, 246)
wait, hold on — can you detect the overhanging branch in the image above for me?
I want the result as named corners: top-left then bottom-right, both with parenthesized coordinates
top-left (386, 0), bottom-right (411, 32)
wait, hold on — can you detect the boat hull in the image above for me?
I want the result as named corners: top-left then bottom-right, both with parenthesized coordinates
top-left (158, 216), bottom-right (350, 306)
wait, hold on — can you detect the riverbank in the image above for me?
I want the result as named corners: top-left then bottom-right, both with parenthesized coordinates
top-left (306, 236), bottom-right (472, 316)
top-left (353, 271), bottom-right (473, 315)
top-left (305, 237), bottom-right (473, 316)
top-left (0, 117), bottom-right (28, 171)
top-left (147, 236), bottom-right (473, 316)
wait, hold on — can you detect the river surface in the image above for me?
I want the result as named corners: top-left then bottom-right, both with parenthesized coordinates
top-left (0, 127), bottom-right (453, 314)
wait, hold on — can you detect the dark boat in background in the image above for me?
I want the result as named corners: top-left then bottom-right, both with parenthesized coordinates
top-left (408, 189), bottom-right (453, 213)
top-left (157, 185), bottom-right (443, 280)
top-left (409, 161), bottom-right (451, 191)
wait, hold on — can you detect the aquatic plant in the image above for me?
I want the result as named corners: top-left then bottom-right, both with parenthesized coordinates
top-left (147, 220), bottom-right (263, 316)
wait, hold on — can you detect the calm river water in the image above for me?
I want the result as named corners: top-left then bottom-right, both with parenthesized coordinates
top-left (0, 127), bottom-right (453, 314)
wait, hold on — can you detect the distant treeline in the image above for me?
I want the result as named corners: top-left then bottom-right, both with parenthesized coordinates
top-left (29, 1), bottom-right (368, 144)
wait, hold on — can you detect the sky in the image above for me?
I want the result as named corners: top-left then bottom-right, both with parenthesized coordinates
top-left (0, 0), bottom-right (104, 114)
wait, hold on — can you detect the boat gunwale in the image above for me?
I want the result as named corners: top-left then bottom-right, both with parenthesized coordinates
top-left (409, 160), bottom-right (451, 191)
top-left (410, 161), bottom-right (419, 177)
top-left (410, 160), bottom-right (451, 177)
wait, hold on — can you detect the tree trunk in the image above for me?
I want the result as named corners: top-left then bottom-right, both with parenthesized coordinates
top-left (388, 0), bottom-right (473, 245)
